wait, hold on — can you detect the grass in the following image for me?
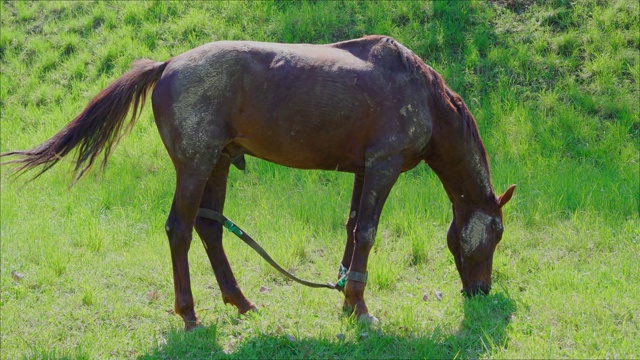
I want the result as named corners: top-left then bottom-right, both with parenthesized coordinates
top-left (1, 1), bottom-right (638, 359)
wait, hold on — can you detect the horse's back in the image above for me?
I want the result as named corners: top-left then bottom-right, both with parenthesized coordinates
top-left (153, 36), bottom-right (431, 172)
top-left (159, 35), bottom-right (416, 102)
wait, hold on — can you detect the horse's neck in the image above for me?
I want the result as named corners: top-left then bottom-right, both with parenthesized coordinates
top-left (426, 116), bottom-right (495, 208)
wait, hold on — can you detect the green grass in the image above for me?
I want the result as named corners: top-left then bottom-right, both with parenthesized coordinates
top-left (1, 1), bottom-right (638, 359)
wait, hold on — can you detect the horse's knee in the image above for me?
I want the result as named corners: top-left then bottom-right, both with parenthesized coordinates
top-left (354, 224), bottom-right (376, 249)
top-left (165, 218), bottom-right (174, 239)
top-left (165, 215), bottom-right (191, 249)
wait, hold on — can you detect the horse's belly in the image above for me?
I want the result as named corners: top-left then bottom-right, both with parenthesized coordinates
top-left (232, 74), bottom-right (377, 171)
top-left (232, 125), bottom-right (366, 172)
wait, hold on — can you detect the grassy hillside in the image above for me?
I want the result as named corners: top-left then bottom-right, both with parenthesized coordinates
top-left (1, 1), bottom-right (638, 359)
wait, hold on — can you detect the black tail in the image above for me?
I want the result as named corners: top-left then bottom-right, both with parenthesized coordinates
top-left (1, 59), bottom-right (168, 183)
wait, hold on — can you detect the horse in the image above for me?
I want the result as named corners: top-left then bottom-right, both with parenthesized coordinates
top-left (2, 35), bottom-right (515, 329)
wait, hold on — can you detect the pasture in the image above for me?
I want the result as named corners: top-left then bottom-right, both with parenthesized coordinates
top-left (1, 1), bottom-right (638, 359)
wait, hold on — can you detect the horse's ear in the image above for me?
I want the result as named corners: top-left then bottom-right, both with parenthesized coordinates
top-left (498, 185), bottom-right (516, 208)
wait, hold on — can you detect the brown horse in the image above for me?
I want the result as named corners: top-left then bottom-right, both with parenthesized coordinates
top-left (2, 35), bottom-right (515, 329)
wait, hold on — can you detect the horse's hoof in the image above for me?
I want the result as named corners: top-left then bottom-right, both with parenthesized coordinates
top-left (239, 303), bottom-right (259, 315)
top-left (357, 313), bottom-right (379, 326)
top-left (342, 300), bottom-right (353, 314)
top-left (237, 299), bottom-right (258, 315)
top-left (184, 319), bottom-right (202, 332)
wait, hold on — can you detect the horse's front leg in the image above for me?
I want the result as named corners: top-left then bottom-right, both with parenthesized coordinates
top-left (194, 157), bottom-right (257, 314)
top-left (340, 174), bottom-right (364, 276)
top-left (343, 156), bottom-right (402, 323)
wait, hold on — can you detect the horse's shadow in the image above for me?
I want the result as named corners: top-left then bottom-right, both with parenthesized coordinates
top-left (141, 292), bottom-right (516, 359)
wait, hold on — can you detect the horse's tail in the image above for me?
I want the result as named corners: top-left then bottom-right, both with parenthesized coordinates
top-left (1, 59), bottom-right (169, 183)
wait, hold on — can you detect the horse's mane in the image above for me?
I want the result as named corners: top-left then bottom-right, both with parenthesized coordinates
top-left (402, 47), bottom-right (489, 161)
top-left (409, 55), bottom-right (477, 133)
top-left (353, 36), bottom-right (489, 163)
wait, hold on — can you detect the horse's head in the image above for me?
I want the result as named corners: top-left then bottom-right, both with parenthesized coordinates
top-left (447, 185), bottom-right (516, 297)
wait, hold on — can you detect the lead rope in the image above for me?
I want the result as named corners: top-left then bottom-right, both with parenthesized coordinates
top-left (196, 208), bottom-right (368, 291)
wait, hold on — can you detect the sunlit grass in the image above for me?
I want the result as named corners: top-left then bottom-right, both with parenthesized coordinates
top-left (1, 1), bottom-right (638, 359)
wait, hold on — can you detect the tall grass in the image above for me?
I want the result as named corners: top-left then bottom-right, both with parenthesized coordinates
top-left (1, 1), bottom-right (638, 358)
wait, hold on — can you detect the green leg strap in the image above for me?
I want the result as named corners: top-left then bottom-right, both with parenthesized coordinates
top-left (334, 265), bottom-right (367, 291)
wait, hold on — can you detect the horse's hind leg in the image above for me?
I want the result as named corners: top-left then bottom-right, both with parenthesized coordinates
top-left (194, 156), bottom-right (257, 314)
top-left (165, 167), bottom-right (213, 330)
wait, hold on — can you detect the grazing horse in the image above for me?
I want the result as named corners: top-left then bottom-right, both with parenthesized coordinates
top-left (2, 35), bottom-right (515, 329)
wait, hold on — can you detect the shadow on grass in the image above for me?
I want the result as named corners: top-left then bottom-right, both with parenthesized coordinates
top-left (141, 292), bottom-right (516, 359)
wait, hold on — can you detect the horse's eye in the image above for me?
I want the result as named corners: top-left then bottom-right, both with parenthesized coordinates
top-left (493, 219), bottom-right (504, 235)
